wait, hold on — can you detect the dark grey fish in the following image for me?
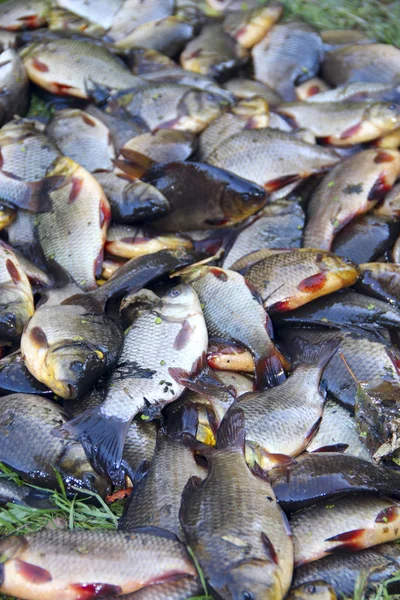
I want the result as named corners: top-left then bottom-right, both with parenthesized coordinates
top-left (0, 48), bottom-right (29, 126)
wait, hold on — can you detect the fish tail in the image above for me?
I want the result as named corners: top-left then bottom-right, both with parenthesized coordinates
top-left (254, 351), bottom-right (286, 389)
top-left (54, 408), bottom-right (131, 483)
top-left (291, 335), bottom-right (340, 370)
top-left (216, 407), bottom-right (245, 450)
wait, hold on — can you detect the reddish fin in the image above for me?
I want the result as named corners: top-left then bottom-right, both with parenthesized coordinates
top-left (340, 122), bottom-right (362, 140)
top-left (265, 174), bottom-right (300, 193)
top-left (305, 417), bottom-right (322, 443)
top-left (15, 559), bottom-right (52, 584)
top-left (271, 299), bottom-right (292, 312)
top-left (217, 408), bottom-right (246, 450)
top-left (119, 148), bottom-right (156, 174)
top-left (68, 177), bottom-right (83, 204)
top-left (261, 532), bottom-right (279, 565)
top-left (209, 267), bottom-right (228, 281)
top-left (261, 451), bottom-right (297, 467)
top-left (374, 151), bottom-right (395, 164)
top-left (376, 505), bottom-right (400, 523)
top-left (251, 462), bottom-right (273, 484)
top-left (30, 326), bottom-right (48, 349)
top-left (326, 528), bottom-right (365, 547)
top-left (368, 173), bottom-right (391, 202)
top-left (6, 259), bottom-right (21, 284)
top-left (174, 319), bottom-right (194, 350)
top-left (81, 114), bottom-right (97, 127)
top-left (31, 57), bottom-right (48, 72)
top-left (298, 272), bottom-right (327, 293)
top-left (254, 353), bottom-right (286, 390)
top-left (311, 443), bottom-right (349, 453)
top-left (69, 583), bottom-right (122, 599)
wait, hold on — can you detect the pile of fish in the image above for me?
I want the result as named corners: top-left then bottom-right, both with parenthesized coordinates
top-left (1, 0), bottom-right (400, 598)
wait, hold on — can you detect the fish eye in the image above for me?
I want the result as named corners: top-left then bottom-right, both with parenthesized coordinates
top-left (70, 360), bottom-right (84, 373)
top-left (169, 288), bottom-right (181, 298)
top-left (242, 592), bottom-right (254, 600)
top-left (82, 472), bottom-right (96, 488)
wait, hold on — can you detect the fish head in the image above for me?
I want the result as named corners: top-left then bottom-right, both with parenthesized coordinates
top-left (366, 102), bottom-right (400, 130)
top-left (161, 283), bottom-right (200, 313)
top-left (316, 252), bottom-right (360, 289)
top-left (220, 174), bottom-right (268, 223)
top-left (224, 558), bottom-right (283, 600)
top-left (287, 581), bottom-right (337, 600)
top-left (44, 341), bottom-right (106, 399)
top-left (59, 441), bottom-right (110, 497)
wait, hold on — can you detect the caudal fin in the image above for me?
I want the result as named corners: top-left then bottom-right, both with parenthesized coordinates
top-left (217, 408), bottom-right (246, 450)
top-left (291, 336), bottom-right (340, 370)
top-left (255, 351), bottom-right (286, 390)
top-left (54, 407), bottom-right (131, 483)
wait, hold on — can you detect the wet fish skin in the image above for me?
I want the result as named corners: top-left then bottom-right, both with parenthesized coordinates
top-left (119, 433), bottom-right (206, 539)
top-left (86, 104), bottom-right (149, 153)
top-left (0, 393), bottom-right (109, 495)
top-left (111, 576), bottom-right (203, 600)
top-left (291, 495), bottom-right (400, 567)
top-left (21, 302), bottom-right (123, 400)
top-left (357, 262), bottom-right (400, 306)
top-left (105, 224), bottom-right (192, 260)
top-left (0, 351), bottom-right (53, 398)
top-left (0, 241), bottom-right (34, 342)
top-left (223, 77), bottom-right (282, 105)
top-left (228, 335), bottom-right (338, 469)
top-left (180, 409), bottom-right (294, 600)
top-left (0, 478), bottom-right (53, 509)
top-left (109, 0), bottom-right (175, 43)
top-left (269, 452), bottom-right (400, 511)
top-left (121, 129), bottom-right (196, 163)
top-left (115, 16), bottom-right (195, 57)
top-left (252, 21), bottom-right (324, 101)
top-left (180, 265), bottom-right (286, 389)
top-left (332, 213), bottom-right (400, 264)
top-left (46, 109), bottom-right (116, 173)
top-left (142, 161), bottom-right (267, 232)
top-left (94, 172), bottom-right (170, 225)
top-left (243, 248), bottom-right (359, 312)
top-left (20, 38), bottom-right (143, 99)
top-left (59, 284), bottom-right (208, 481)
top-left (0, 528), bottom-right (196, 600)
top-left (303, 148), bottom-right (400, 250)
top-left (0, 48), bottom-right (29, 126)
top-left (307, 397), bottom-right (372, 461)
top-left (306, 82), bottom-right (400, 105)
top-left (56, 0), bottom-right (122, 30)
top-left (128, 47), bottom-right (176, 75)
top-left (293, 542), bottom-right (400, 599)
top-left (46, 6), bottom-right (108, 37)
top-left (205, 128), bottom-right (340, 192)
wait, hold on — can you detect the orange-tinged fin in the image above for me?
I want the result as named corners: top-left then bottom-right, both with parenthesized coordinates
top-left (31, 57), bottom-right (49, 72)
top-left (298, 271), bottom-right (327, 293)
top-left (261, 532), bottom-right (279, 565)
top-left (325, 528), bottom-right (366, 549)
top-left (374, 151), bottom-right (396, 163)
top-left (173, 319), bottom-right (194, 350)
top-left (15, 559), bottom-right (52, 584)
top-left (119, 148), bottom-right (156, 172)
top-left (106, 488), bottom-right (132, 504)
top-left (54, 409), bottom-right (131, 483)
top-left (311, 443), bottom-right (349, 453)
top-left (254, 352), bottom-right (286, 389)
top-left (265, 174), bottom-right (300, 193)
top-left (368, 173), bottom-right (391, 202)
top-left (376, 505), bottom-right (400, 523)
top-left (270, 298), bottom-right (292, 312)
top-left (69, 583), bottom-right (122, 599)
top-left (216, 407), bottom-right (245, 450)
top-left (260, 451), bottom-right (297, 468)
top-left (305, 417), bottom-right (322, 443)
top-left (6, 259), bottom-right (21, 284)
top-left (52, 83), bottom-right (74, 96)
top-left (340, 122), bottom-right (362, 140)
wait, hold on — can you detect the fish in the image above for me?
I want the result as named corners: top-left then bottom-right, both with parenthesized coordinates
top-left (293, 542), bottom-right (400, 599)
top-left (119, 432), bottom-right (206, 538)
top-left (0, 241), bottom-right (34, 343)
top-left (46, 109), bottom-right (116, 173)
top-left (56, 0), bottom-right (122, 30)
top-left (242, 248), bottom-right (359, 312)
top-left (115, 83), bottom-right (230, 133)
top-left (252, 21), bottom-right (324, 101)
top-left (37, 156), bottom-right (111, 290)
top-left (20, 38), bottom-right (143, 98)
top-left (276, 290), bottom-right (400, 331)
top-left (303, 149), bottom-right (400, 250)
top-left (207, 339), bottom-right (255, 374)
top-left (46, 6), bottom-right (108, 37)
top-left (0, 350), bottom-right (53, 397)
top-left (86, 104), bottom-right (150, 153)
top-left (0, 48), bottom-right (29, 126)
top-left (180, 409), bottom-right (293, 600)
top-left (355, 379), bottom-right (400, 461)
top-left (0, 0), bottom-right (49, 30)
top-left (320, 28), bottom-right (375, 51)
top-left (115, 16), bottom-right (195, 57)
top-left (0, 118), bottom-right (60, 212)
top-left (58, 284), bottom-right (208, 480)
top-left (105, 224), bottom-right (192, 259)
top-left (94, 172), bottom-right (170, 225)
top-left (307, 396), bottom-right (372, 460)
top-left (12, 249), bottom-right (52, 289)
top-left (0, 203), bottom-right (16, 230)
top-left (179, 264), bottom-right (286, 388)
top-left (0, 393), bottom-right (109, 495)
top-left (357, 262), bottom-right (400, 306)
top-left (0, 528), bottom-right (196, 600)
top-left (120, 129), bottom-right (196, 163)
top-left (291, 495), bottom-right (400, 567)
top-left (287, 581), bottom-right (337, 600)
top-left (128, 47), bottom-right (177, 75)
top-left (295, 78), bottom-right (330, 101)
top-left (276, 102), bottom-right (400, 145)
top-left (223, 77), bottom-right (282, 105)
top-left (180, 23), bottom-right (247, 80)
top-left (223, 3), bottom-right (284, 49)
top-left (375, 181), bottom-right (400, 218)
top-left (322, 43), bottom-right (400, 86)
top-left (222, 200), bottom-right (305, 269)
top-left (306, 82), bottom-right (400, 104)
top-left (375, 126), bottom-right (400, 149)
top-left (0, 478), bottom-right (53, 509)
top-left (269, 452), bottom-right (400, 511)
top-left (5, 210), bottom-right (36, 253)
top-left (279, 328), bottom-right (400, 412)
top-left (108, 0), bottom-right (175, 42)
top-left (205, 128), bottom-right (340, 193)
top-left (227, 335), bottom-right (338, 469)
top-left (198, 96), bottom-right (270, 160)
top-left (394, 235), bottom-right (400, 263)
top-left (21, 300), bottom-right (123, 399)
top-left (112, 576), bottom-right (203, 600)
top-left (139, 161), bottom-right (267, 232)
top-left (332, 213), bottom-right (400, 264)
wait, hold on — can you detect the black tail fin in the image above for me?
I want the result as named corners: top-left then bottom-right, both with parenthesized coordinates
top-left (53, 407), bottom-right (131, 483)
top-left (291, 336), bottom-right (340, 370)
top-left (255, 351), bottom-right (286, 390)
top-left (216, 408), bottom-right (246, 450)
